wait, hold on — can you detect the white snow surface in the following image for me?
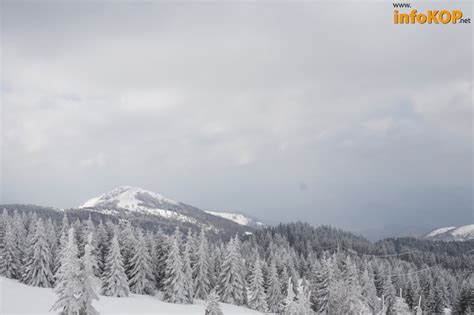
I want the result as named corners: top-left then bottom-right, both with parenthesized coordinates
top-left (80, 186), bottom-right (178, 209)
top-left (425, 227), bottom-right (456, 238)
top-left (451, 224), bottom-right (474, 237)
top-left (79, 186), bottom-right (198, 224)
top-left (0, 277), bottom-right (264, 315)
top-left (424, 224), bottom-right (474, 241)
top-left (204, 210), bottom-right (264, 227)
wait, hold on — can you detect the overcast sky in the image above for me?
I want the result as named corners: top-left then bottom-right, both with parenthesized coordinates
top-left (1, 1), bottom-right (472, 232)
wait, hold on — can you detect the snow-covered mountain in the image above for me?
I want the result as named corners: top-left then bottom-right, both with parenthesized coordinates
top-left (204, 210), bottom-right (264, 228)
top-left (79, 186), bottom-right (263, 233)
top-left (423, 224), bottom-right (474, 241)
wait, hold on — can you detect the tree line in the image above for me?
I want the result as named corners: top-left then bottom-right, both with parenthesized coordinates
top-left (0, 209), bottom-right (472, 314)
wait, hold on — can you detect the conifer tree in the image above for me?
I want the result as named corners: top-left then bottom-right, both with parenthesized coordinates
top-left (247, 255), bottom-right (268, 312)
top-left (0, 220), bottom-right (20, 279)
top-left (95, 219), bottom-right (109, 276)
top-left (182, 230), bottom-right (194, 303)
top-left (0, 209), bottom-right (9, 263)
top-left (295, 280), bottom-right (313, 315)
top-left (101, 229), bottom-right (130, 297)
top-left (281, 277), bottom-right (298, 314)
top-left (13, 210), bottom-right (27, 276)
top-left (129, 230), bottom-right (155, 295)
top-left (266, 259), bottom-right (283, 313)
top-left (393, 291), bottom-right (411, 314)
top-left (193, 229), bottom-right (211, 299)
top-left (154, 229), bottom-right (169, 290)
top-left (205, 289), bottom-right (224, 315)
top-left (22, 218), bottom-right (54, 287)
top-left (360, 266), bottom-right (379, 313)
top-left (119, 221), bottom-right (136, 279)
top-left (80, 232), bottom-right (100, 315)
top-left (51, 228), bottom-right (82, 314)
top-left (217, 236), bottom-right (246, 305)
top-left (163, 227), bottom-right (187, 304)
top-left (312, 257), bottom-right (330, 313)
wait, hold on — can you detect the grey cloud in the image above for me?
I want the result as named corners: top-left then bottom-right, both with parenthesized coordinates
top-left (1, 1), bottom-right (472, 232)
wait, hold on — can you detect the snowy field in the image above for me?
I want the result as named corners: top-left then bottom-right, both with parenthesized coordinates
top-left (0, 277), bottom-right (263, 315)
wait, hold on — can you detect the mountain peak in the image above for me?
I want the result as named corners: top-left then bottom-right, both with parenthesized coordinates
top-left (79, 186), bottom-right (178, 209)
top-left (424, 224), bottom-right (474, 241)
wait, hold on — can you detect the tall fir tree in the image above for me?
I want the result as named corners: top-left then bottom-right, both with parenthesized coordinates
top-left (101, 228), bottom-right (130, 297)
top-left (0, 219), bottom-right (20, 279)
top-left (95, 219), bottom-right (109, 276)
top-left (182, 230), bottom-right (194, 303)
top-left (217, 236), bottom-right (246, 306)
top-left (22, 218), bottom-right (54, 287)
top-left (265, 259), bottom-right (283, 313)
top-left (51, 228), bottom-right (82, 315)
top-left (246, 255), bottom-right (268, 312)
top-left (119, 221), bottom-right (136, 279)
top-left (128, 230), bottom-right (155, 295)
top-left (163, 227), bottom-right (188, 304)
top-left (281, 277), bottom-right (298, 314)
top-left (80, 232), bottom-right (100, 315)
top-left (193, 229), bottom-right (211, 299)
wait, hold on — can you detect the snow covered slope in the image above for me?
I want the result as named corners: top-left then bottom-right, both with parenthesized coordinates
top-left (424, 227), bottom-right (456, 238)
top-left (205, 210), bottom-right (264, 228)
top-left (423, 224), bottom-right (474, 241)
top-left (0, 277), bottom-right (263, 315)
top-left (79, 186), bottom-right (263, 233)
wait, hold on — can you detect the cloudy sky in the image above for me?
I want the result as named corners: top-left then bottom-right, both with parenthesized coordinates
top-left (1, 1), bottom-right (472, 233)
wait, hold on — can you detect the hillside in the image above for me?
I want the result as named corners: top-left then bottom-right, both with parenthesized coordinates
top-left (423, 224), bottom-right (474, 241)
top-left (78, 186), bottom-right (262, 235)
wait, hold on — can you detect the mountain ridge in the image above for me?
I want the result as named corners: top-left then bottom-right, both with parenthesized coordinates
top-left (423, 224), bottom-right (474, 241)
top-left (78, 185), bottom-right (263, 233)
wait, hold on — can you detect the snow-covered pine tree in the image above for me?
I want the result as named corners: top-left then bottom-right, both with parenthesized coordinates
top-left (205, 289), bottom-right (224, 315)
top-left (295, 279), bottom-right (313, 315)
top-left (281, 277), bottom-right (298, 314)
top-left (22, 218), bottom-right (54, 287)
top-left (393, 289), bottom-right (411, 314)
top-left (154, 229), bottom-right (169, 290)
top-left (128, 229), bottom-right (155, 295)
top-left (382, 273), bottom-right (397, 314)
top-left (163, 226), bottom-right (188, 304)
top-left (119, 221), bottom-right (136, 279)
top-left (265, 259), bottom-right (282, 313)
top-left (80, 232), bottom-right (100, 314)
top-left (217, 236), bottom-right (246, 306)
top-left (95, 219), bottom-right (109, 276)
top-left (45, 218), bottom-right (58, 285)
top-left (182, 230), bottom-right (194, 303)
top-left (12, 210), bottom-right (27, 276)
top-left (312, 256), bottom-right (330, 313)
top-left (0, 209), bottom-right (8, 262)
top-left (193, 229), bottom-right (211, 300)
top-left (54, 214), bottom-right (69, 278)
top-left (246, 255), bottom-right (268, 312)
top-left (360, 265), bottom-right (379, 313)
top-left (51, 227), bottom-right (82, 314)
top-left (101, 228), bottom-right (130, 297)
top-left (0, 219), bottom-right (20, 279)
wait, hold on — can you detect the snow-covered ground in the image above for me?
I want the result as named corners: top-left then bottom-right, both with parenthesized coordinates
top-left (0, 277), bottom-right (263, 315)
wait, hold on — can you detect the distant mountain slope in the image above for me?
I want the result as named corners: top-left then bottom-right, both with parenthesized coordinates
top-left (79, 186), bottom-right (262, 234)
top-left (204, 210), bottom-right (264, 228)
top-left (423, 224), bottom-right (474, 241)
